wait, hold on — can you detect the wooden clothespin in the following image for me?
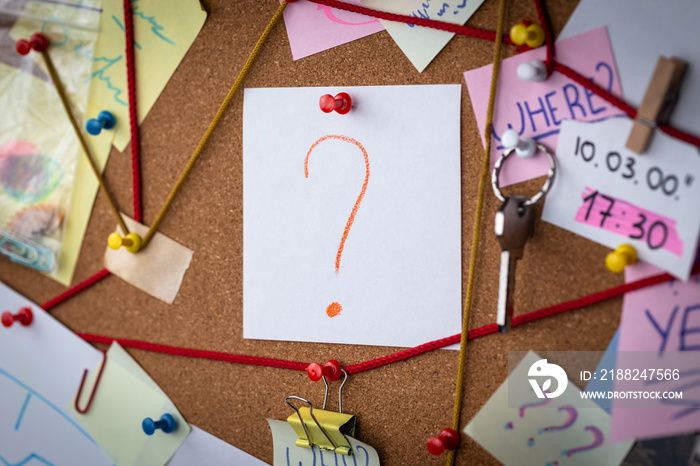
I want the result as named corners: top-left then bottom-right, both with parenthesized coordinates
top-left (626, 56), bottom-right (687, 154)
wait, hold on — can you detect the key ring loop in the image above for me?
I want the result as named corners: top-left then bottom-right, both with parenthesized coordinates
top-left (491, 143), bottom-right (556, 207)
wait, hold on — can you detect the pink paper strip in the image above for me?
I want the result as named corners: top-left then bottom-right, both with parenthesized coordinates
top-left (574, 187), bottom-right (683, 256)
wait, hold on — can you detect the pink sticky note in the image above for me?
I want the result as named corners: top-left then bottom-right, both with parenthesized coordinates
top-left (281, 0), bottom-right (384, 60)
top-left (611, 259), bottom-right (700, 441)
top-left (464, 26), bottom-right (623, 187)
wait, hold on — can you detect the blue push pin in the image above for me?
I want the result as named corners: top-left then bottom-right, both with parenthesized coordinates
top-left (86, 111), bottom-right (116, 135)
top-left (142, 413), bottom-right (177, 435)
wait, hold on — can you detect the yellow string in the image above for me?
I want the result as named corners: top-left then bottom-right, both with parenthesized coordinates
top-left (41, 50), bottom-right (130, 235)
top-left (446, 0), bottom-right (507, 464)
top-left (141, 1), bottom-right (289, 247)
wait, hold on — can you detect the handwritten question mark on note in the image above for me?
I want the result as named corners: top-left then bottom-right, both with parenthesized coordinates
top-left (505, 396), bottom-right (553, 430)
top-left (561, 425), bottom-right (605, 458)
top-left (305, 135), bottom-right (370, 318)
top-left (538, 405), bottom-right (578, 434)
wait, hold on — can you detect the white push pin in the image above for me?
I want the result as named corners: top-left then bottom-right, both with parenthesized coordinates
top-left (501, 129), bottom-right (536, 158)
top-left (517, 60), bottom-right (547, 82)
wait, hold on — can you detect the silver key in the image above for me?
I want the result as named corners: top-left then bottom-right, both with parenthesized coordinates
top-left (495, 195), bottom-right (535, 333)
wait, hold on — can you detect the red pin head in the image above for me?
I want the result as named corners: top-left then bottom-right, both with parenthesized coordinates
top-left (1, 307), bottom-right (34, 328)
top-left (439, 428), bottom-right (459, 450)
top-left (15, 39), bottom-right (31, 56)
top-left (306, 359), bottom-right (343, 382)
top-left (426, 436), bottom-right (445, 456)
top-left (319, 93), bottom-right (352, 114)
top-left (30, 33), bottom-right (49, 52)
top-left (427, 428), bottom-right (459, 456)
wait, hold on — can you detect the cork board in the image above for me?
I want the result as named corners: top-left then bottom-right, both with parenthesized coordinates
top-left (0, 0), bottom-right (639, 463)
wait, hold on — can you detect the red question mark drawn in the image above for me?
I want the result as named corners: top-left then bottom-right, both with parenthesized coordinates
top-left (305, 135), bottom-right (370, 318)
top-left (538, 405), bottom-right (578, 434)
top-left (560, 425), bottom-right (605, 458)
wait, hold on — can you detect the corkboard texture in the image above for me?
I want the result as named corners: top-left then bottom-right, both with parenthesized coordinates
top-left (0, 0), bottom-right (639, 464)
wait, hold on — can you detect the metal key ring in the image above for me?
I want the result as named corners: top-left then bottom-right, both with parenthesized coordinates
top-left (491, 143), bottom-right (556, 207)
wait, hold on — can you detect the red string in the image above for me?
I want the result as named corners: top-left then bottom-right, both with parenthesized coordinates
top-left (305, 0), bottom-right (514, 45)
top-left (123, 0), bottom-right (143, 223)
top-left (41, 269), bottom-right (111, 311)
top-left (77, 332), bottom-right (309, 371)
top-left (533, 0), bottom-right (555, 76)
top-left (38, 0), bottom-right (700, 376)
top-left (309, 0), bottom-right (700, 150)
top-left (76, 265), bottom-right (698, 374)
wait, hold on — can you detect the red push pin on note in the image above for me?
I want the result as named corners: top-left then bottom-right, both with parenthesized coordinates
top-left (1, 307), bottom-right (33, 328)
top-left (320, 93), bottom-right (352, 114)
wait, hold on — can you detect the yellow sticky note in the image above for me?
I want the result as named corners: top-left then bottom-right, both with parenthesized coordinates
top-left (104, 215), bottom-right (193, 304)
top-left (90, 0), bottom-right (207, 151)
top-left (71, 342), bottom-right (191, 466)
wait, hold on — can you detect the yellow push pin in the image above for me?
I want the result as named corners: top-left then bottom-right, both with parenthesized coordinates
top-left (108, 232), bottom-right (142, 253)
top-left (510, 22), bottom-right (545, 48)
top-left (605, 244), bottom-right (637, 274)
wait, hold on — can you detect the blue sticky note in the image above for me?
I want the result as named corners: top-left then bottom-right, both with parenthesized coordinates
top-left (585, 329), bottom-right (620, 413)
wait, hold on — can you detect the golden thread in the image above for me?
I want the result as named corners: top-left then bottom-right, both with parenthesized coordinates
top-left (41, 49), bottom-right (129, 234)
top-left (141, 1), bottom-right (289, 247)
top-left (446, 0), bottom-right (508, 463)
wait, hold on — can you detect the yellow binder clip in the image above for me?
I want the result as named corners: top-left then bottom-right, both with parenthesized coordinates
top-left (285, 368), bottom-right (355, 456)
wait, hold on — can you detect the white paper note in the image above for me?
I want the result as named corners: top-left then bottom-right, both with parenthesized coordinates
top-left (0, 282), bottom-right (111, 466)
top-left (361, 0), bottom-right (485, 72)
top-left (243, 85), bottom-right (462, 348)
top-left (542, 118), bottom-right (700, 280)
top-left (168, 425), bottom-right (267, 465)
top-left (268, 419), bottom-right (379, 466)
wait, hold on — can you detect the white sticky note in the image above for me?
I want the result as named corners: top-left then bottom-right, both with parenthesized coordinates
top-left (104, 215), bottom-right (193, 304)
top-left (0, 281), bottom-right (111, 466)
top-left (542, 118), bottom-right (700, 280)
top-left (242, 85), bottom-right (462, 348)
top-left (70, 342), bottom-right (191, 466)
top-left (464, 351), bottom-right (632, 466)
top-left (361, 0), bottom-right (486, 72)
top-left (267, 419), bottom-right (379, 466)
top-left (167, 425), bottom-right (267, 466)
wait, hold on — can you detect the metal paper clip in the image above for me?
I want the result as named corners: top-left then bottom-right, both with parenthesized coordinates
top-left (0, 229), bottom-right (56, 273)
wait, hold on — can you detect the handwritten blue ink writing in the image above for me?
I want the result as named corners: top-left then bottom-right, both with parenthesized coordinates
top-left (132, 2), bottom-right (176, 45)
top-left (74, 45), bottom-right (127, 106)
top-left (285, 445), bottom-right (370, 466)
top-left (407, 0), bottom-right (470, 26)
top-left (645, 302), bottom-right (700, 353)
top-left (491, 61), bottom-right (616, 147)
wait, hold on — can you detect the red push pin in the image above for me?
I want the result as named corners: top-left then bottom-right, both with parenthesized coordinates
top-left (1, 307), bottom-right (34, 328)
top-left (319, 93), bottom-right (352, 114)
top-left (306, 359), bottom-right (342, 382)
top-left (16, 33), bottom-right (49, 56)
top-left (427, 428), bottom-right (459, 456)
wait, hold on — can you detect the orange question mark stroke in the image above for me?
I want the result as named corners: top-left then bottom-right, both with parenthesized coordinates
top-left (305, 134), bottom-right (370, 318)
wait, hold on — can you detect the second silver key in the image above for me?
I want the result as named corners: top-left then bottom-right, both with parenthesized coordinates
top-left (495, 195), bottom-right (535, 333)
